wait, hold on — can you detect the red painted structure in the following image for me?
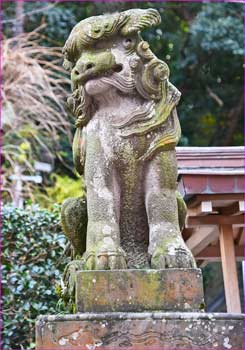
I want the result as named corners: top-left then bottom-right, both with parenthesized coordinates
top-left (176, 146), bottom-right (244, 314)
top-left (177, 146), bottom-right (243, 195)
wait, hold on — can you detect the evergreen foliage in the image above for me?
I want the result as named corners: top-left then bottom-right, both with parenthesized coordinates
top-left (2, 205), bottom-right (68, 349)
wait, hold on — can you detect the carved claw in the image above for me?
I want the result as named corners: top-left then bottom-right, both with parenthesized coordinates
top-left (62, 260), bottom-right (86, 303)
top-left (85, 254), bottom-right (96, 270)
top-left (151, 241), bottom-right (196, 269)
top-left (83, 249), bottom-right (127, 270)
top-left (96, 255), bottom-right (108, 270)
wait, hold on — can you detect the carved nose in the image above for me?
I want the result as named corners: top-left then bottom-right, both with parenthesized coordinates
top-left (74, 62), bottom-right (95, 75)
top-left (84, 62), bottom-right (95, 71)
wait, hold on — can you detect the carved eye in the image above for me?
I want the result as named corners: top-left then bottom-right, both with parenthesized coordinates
top-left (123, 37), bottom-right (135, 49)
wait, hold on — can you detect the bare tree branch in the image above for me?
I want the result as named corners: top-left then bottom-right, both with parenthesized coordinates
top-left (211, 95), bottom-right (243, 146)
top-left (14, 0), bottom-right (24, 35)
top-left (220, 95), bottom-right (243, 146)
top-left (207, 86), bottom-right (224, 107)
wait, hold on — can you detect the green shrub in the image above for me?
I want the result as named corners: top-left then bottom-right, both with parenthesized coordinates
top-left (2, 204), bottom-right (68, 350)
top-left (35, 174), bottom-right (84, 209)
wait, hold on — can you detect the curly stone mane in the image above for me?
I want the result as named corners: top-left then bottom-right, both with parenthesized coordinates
top-left (64, 8), bottom-right (182, 172)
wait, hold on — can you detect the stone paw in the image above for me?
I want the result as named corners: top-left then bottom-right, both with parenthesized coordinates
top-left (151, 241), bottom-right (196, 269)
top-left (62, 259), bottom-right (85, 302)
top-left (83, 248), bottom-right (127, 270)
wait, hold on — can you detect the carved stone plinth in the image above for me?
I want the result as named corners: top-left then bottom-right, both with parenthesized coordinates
top-left (35, 269), bottom-right (244, 349)
top-left (75, 269), bottom-right (204, 312)
top-left (36, 312), bottom-right (244, 350)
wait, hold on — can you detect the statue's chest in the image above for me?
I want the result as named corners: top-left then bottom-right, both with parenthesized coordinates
top-left (86, 114), bottom-right (149, 161)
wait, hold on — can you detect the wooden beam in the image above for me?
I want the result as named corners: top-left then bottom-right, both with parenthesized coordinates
top-left (219, 224), bottom-right (241, 313)
top-left (220, 201), bottom-right (245, 216)
top-left (186, 226), bottom-right (218, 255)
top-left (239, 200), bottom-right (244, 212)
top-left (188, 194), bottom-right (244, 208)
top-left (187, 201), bottom-right (213, 216)
top-left (186, 214), bottom-right (244, 227)
top-left (196, 245), bottom-right (244, 260)
top-left (197, 261), bottom-right (208, 268)
top-left (239, 230), bottom-right (244, 246)
top-left (234, 227), bottom-right (243, 245)
top-left (182, 228), bottom-right (193, 240)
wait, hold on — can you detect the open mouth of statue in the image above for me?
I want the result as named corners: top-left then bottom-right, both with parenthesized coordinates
top-left (74, 63), bottom-right (123, 86)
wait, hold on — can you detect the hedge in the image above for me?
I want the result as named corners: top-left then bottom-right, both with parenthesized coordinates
top-left (2, 204), bottom-right (68, 349)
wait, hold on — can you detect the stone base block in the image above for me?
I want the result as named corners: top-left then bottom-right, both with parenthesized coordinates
top-left (36, 312), bottom-right (244, 350)
top-left (75, 269), bottom-right (204, 312)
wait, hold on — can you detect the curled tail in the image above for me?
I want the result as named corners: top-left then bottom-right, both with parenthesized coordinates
top-left (61, 196), bottom-right (87, 257)
top-left (176, 191), bottom-right (187, 232)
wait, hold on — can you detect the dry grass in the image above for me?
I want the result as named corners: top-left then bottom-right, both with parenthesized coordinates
top-left (2, 27), bottom-right (72, 202)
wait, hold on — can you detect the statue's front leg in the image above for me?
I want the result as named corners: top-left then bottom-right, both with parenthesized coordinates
top-left (84, 156), bottom-right (127, 270)
top-left (145, 150), bottom-right (196, 269)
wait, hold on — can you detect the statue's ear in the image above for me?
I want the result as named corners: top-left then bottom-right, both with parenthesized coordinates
top-left (63, 58), bottom-right (73, 72)
top-left (120, 8), bottom-right (161, 36)
top-left (62, 47), bottom-right (73, 72)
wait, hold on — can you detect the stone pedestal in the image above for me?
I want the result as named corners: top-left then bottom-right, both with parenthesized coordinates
top-left (36, 312), bottom-right (244, 350)
top-left (35, 269), bottom-right (244, 350)
top-left (76, 269), bottom-right (204, 312)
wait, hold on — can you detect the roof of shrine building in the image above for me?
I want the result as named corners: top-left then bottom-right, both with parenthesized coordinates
top-left (176, 146), bottom-right (244, 314)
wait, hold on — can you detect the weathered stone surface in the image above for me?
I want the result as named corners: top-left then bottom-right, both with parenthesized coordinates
top-left (75, 268), bottom-right (204, 312)
top-left (36, 312), bottom-right (244, 350)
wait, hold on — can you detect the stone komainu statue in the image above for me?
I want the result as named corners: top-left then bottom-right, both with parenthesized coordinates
top-left (61, 8), bottom-right (196, 279)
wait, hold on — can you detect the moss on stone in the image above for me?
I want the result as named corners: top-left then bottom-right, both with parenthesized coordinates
top-left (61, 196), bottom-right (87, 256)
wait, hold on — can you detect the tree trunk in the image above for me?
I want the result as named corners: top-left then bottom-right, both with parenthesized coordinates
top-left (212, 95), bottom-right (243, 146)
